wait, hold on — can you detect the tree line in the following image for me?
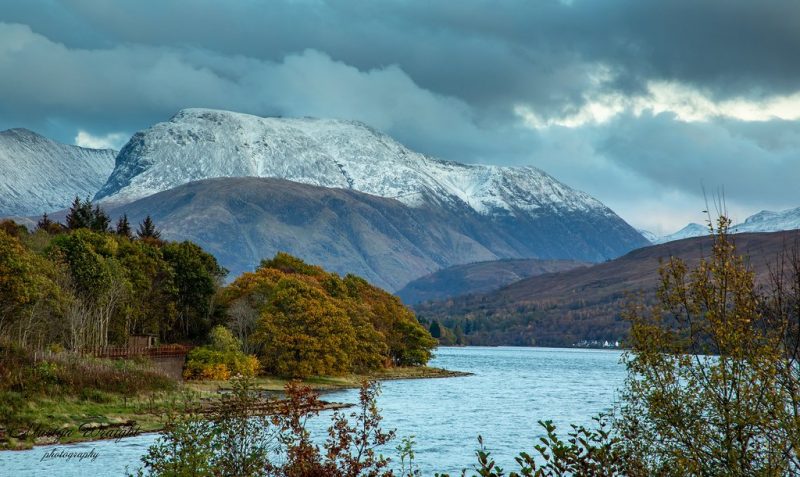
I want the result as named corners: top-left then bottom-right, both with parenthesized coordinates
top-left (1, 198), bottom-right (436, 377)
top-left (1, 198), bottom-right (227, 350)
top-left (38, 197), bottom-right (161, 240)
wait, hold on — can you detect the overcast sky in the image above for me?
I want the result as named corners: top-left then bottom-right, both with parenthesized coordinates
top-left (1, 0), bottom-right (799, 234)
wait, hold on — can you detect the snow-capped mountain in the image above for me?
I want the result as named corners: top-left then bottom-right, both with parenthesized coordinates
top-left (647, 208), bottom-right (800, 244)
top-left (97, 109), bottom-right (619, 219)
top-left (81, 107), bottom-right (652, 282)
top-left (96, 109), bottom-right (647, 266)
top-left (0, 128), bottom-right (116, 217)
top-left (732, 208), bottom-right (800, 233)
top-left (649, 223), bottom-right (709, 244)
top-left (637, 229), bottom-right (660, 243)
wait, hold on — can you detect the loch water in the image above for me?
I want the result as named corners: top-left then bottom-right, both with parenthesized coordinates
top-left (0, 346), bottom-right (627, 476)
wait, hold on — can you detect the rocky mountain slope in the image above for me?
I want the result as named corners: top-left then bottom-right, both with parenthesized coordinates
top-left (0, 128), bottom-right (115, 217)
top-left (396, 258), bottom-right (587, 305)
top-left (95, 108), bottom-right (647, 263)
top-left (95, 177), bottom-right (605, 291)
top-left (415, 230), bottom-right (800, 346)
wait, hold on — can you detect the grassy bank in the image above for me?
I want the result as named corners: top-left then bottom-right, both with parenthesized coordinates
top-left (0, 364), bottom-right (468, 450)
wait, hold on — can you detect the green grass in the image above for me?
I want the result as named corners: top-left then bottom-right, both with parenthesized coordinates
top-left (0, 387), bottom-right (208, 449)
top-left (0, 365), bottom-right (468, 450)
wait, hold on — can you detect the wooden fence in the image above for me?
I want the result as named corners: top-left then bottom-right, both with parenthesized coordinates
top-left (86, 344), bottom-right (192, 359)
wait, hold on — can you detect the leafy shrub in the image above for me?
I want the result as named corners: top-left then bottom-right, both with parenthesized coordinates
top-left (183, 346), bottom-right (259, 381)
top-left (199, 363), bottom-right (230, 381)
top-left (208, 325), bottom-right (241, 353)
top-left (618, 217), bottom-right (800, 475)
top-left (34, 361), bottom-right (60, 384)
top-left (237, 355), bottom-right (260, 377)
top-left (132, 378), bottom-right (396, 477)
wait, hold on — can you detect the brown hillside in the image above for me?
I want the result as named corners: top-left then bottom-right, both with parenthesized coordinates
top-left (396, 258), bottom-right (588, 305)
top-left (414, 230), bottom-right (800, 347)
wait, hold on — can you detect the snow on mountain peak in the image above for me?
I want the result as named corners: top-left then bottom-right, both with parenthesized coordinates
top-left (96, 108), bottom-right (612, 218)
top-left (732, 207), bottom-right (800, 233)
top-left (0, 128), bottom-right (116, 217)
top-left (652, 207), bottom-right (800, 244)
top-left (637, 229), bottom-right (659, 243)
top-left (650, 223), bottom-right (709, 244)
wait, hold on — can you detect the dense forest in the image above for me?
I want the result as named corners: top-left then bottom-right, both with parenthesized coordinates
top-left (0, 199), bottom-right (227, 350)
top-left (0, 197), bottom-right (435, 378)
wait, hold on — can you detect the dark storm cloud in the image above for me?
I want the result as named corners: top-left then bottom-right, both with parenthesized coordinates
top-left (5, 0), bottom-right (800, 118)
top-left (0, 20), bottom-right (541, 165)
top-left (0, 0), bottom-right (799, 232)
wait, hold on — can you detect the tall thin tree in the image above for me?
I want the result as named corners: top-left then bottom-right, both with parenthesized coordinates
top-left (36, 212), bottom-right (53, 232)
top-left (91, 205), bottom-right (111, 232)
top-left (137, 215), bottom-right (161, 240)
top-left (116, 214), bottom-right (133, 239)
top-left (65, 197), bottom-right (92, 230)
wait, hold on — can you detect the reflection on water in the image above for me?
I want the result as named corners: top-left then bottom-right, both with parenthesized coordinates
top-left (0, 346), bottom-right (626, 476)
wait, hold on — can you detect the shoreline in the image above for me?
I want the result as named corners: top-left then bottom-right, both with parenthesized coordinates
top-left (1, 366), bottom-right (471, 451)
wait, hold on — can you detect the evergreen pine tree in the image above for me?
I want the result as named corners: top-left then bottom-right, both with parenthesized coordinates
top-left (429, 320), bottom-right (442, 339)
top-left (36, 212), bottom-right (53, 232)
top-left (91, 205), bottom-right (111, 232)
top-left (65, 197), bottom-right (91, 230)
top-left (116, 214), bottom-right (133, 239)
top-left (453, 324), bottom-right (465, 345)
top-left (137, 215), bottom-right (161, 240)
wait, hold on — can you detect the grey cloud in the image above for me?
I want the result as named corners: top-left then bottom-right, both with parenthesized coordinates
top-left (597, 113), bottom-right (800, 208)
top-left (517, 114), bottom-right (800, 233)
top-left (5, 0), bottom-right (799, 122)
top-left (0, 23), bottom-right (534, 164)
top-left (0, 1), bottom-right (798, 233)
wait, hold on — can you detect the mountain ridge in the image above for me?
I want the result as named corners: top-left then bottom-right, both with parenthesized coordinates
top-left (0, 128), bottom-right (116, 217)
top-left (643, 208), bottom-right (800, 244)
top-left (98, 108), bottom-right (610, 218)
top-left (415, 230), bottom-right (800, 346)
top-left (92, 176), bottom-right (648, 290)
top-left (91, 108), bottom-right (647, 264)
top-left (396, 258), bottom-right (588, 305)
top-left (92, 176), bottom-right (557, 290)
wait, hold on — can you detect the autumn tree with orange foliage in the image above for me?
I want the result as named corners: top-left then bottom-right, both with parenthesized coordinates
top-left (617, 216), bottom-right (800, 475)
top-left (223, 253), bottom-right (436, 378)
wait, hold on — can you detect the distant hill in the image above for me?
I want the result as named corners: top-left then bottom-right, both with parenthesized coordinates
top-left (396, 258), bottom-right (587, 305)
top-left (731, 207), bottom-right (800, 234)
top-left (414, 230), bottom-right (800, 347)
top-left (644, 208), bottom-right (800, 244)
top-left (650, 223), bottom-right (709, 244)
